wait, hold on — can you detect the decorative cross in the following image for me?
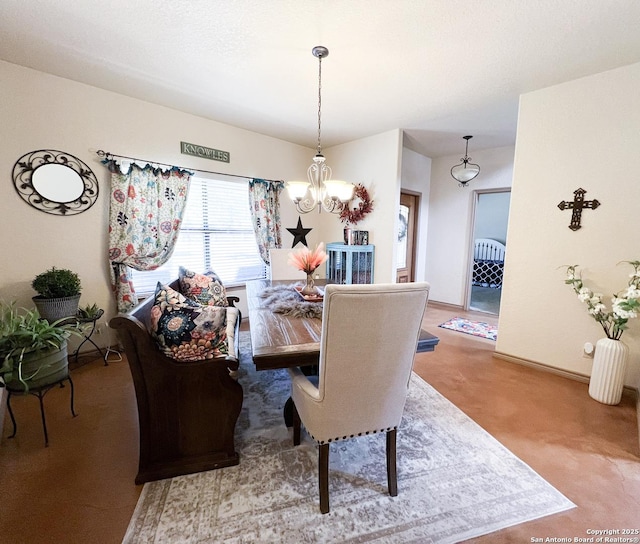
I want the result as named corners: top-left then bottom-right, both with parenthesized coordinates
top-left (557, 188), bottom-right (600, 231)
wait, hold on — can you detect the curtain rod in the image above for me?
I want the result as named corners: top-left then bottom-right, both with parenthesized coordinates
top-left (95, 150), bottom-right (283, 184)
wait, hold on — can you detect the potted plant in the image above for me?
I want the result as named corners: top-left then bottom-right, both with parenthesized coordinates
top-left (564, 260), bottom-right (640, 405)
top-left (78, 302), bottom-right (101, 320)
top-left (32, 267), bottom-right (82, 321)
top-left (0, 302), bottom-right (79, 393)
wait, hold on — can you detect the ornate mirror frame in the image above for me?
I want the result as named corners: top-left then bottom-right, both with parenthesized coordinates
top-left (12, 149), bottom-right (99, 216)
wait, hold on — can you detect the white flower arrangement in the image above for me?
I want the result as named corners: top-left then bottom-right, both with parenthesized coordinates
top-left (565, 261), bottom-right (640, 340)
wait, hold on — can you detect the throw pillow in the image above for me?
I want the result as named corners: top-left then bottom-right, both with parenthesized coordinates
top-left (150, 282), bottom-right (229, 362)
top-left (179, 266), bottom-right (228, 307)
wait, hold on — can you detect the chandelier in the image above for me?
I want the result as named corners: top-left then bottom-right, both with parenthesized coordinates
top-left (286, 46), bottom-right (354, 213)
top-left (450, 135), bottom-right (480, 187)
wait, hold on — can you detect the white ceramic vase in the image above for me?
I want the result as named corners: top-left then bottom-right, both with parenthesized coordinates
top-left (588, 338), bottom-right (629, 405)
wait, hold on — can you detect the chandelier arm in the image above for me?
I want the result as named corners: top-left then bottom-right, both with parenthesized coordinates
top-left (294, 197), bottom-right (319, 214)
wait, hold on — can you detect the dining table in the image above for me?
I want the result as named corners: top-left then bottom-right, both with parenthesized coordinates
top-left (245, 278), bottom-right (439, 426)
top-left (245, 279), bottom-right (439, 372)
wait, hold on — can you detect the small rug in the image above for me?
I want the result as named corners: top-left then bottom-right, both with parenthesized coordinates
top-left (439, 317), bottom-right (498, 341)
top-left (123, 333), bottom-right (573, 543)
top-left (258, 283), bottom-right (323, 319)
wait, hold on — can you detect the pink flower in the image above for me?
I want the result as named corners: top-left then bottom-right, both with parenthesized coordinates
top-left (288, 243), bottom-right (328, 274)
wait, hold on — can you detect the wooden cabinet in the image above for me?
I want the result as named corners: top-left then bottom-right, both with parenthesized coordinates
top-left (325, 243), bottom-right (374, 284)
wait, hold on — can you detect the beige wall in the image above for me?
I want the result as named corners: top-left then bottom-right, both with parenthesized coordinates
top-left (0, 61), bottom-right (403, 348)
top-left (0, 60), bottom-right (312, 336)
top-left (3, 51), bottom-right (639, 390)
top-left (497, 62), bottom-right (640, 387)
top-left (426, 146), bottom-right (515, 305)
top-left (400, 147), bottom-right (432, 283)
top-left (326, 129), bottom-right (403, 283)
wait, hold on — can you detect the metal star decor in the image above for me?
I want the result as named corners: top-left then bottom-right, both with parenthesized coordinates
top-left (286, 217), bottom-right (312, 247)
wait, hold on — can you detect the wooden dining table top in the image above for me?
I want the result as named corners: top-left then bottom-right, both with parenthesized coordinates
top-left (246, 279), bottom-right (323, 371)
top-left (245, 279), bottom-right (439, 371)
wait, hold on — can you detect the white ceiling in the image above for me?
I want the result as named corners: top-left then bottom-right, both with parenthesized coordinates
top-left (2, 0), bottom-right (640, 158)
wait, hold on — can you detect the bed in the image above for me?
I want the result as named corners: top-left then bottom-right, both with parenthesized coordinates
top-left (473, 238), bottom-right (506, 289)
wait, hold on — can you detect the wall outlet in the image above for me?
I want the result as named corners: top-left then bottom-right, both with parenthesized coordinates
top-left (583, 341), bottom-right (595, 358)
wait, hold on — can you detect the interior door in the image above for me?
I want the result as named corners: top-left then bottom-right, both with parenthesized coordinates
top-left (467, 189), bottom-right (511, 314)
top-left (396, 192), bottom-right (418, 283)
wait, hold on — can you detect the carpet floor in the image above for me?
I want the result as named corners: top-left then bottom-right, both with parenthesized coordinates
top-left (123, 333), bottom-right (573, 543)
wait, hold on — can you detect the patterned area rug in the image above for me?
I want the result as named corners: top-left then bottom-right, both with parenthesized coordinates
top-left (123, 333), bottom-right (573, 543)
top-left (439, 317), bottom-right (498, 341)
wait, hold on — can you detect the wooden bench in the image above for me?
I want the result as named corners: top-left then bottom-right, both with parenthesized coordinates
top-left (109, 280), bottom-right (243, 484)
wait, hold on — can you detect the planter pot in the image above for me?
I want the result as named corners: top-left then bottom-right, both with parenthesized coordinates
top-left (32, 294), bottom-right (80, 322)
top-left (588, 338), bottom-right (629, 405)
top-left (4, 341), bottom-right (69, 392)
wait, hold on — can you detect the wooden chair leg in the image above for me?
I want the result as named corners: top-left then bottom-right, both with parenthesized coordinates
top-left (386, 429), bottom-right (398, 497)
top-left (319, 443), bottom-right (330, 514)
top-left (292, 402), bottom-right (301, 446)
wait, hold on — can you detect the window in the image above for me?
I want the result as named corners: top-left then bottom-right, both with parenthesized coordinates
top-left (131, 175), bottom-right (267, 295)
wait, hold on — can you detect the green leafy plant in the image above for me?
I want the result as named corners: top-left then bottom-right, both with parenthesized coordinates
top-left (78, 302), bottom-right (101, 319)
top-left (0, 302), bottom-right (79, 391)
top-left (32, 267), bottom-right (81, 298)
top-left (564, 260), bottom-right (640, 340)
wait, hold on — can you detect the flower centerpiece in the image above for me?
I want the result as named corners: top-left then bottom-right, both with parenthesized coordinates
top-left (288, 243), bottom-right (328, 295)
top-left (564, 261), bottom-right (640, 340)
top-left (564, 260), bottom-right (640, 405)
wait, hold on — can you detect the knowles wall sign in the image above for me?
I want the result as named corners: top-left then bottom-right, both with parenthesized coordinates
top-left (180, 141), bottom-right (230, 163)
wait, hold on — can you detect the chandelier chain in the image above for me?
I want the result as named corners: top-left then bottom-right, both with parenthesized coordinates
top-left (317, 54), bottom-right (323, 155)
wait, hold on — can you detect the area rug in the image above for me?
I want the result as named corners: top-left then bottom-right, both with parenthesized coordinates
top-left (439, 317), bottom-right (498, 341)
top-left (123, 333), bottom-right (573, 544)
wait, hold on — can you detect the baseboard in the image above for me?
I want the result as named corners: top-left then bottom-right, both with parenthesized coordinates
top-left (428, 300), bottom-right (497, 318)
top-left (428, 301), bottom-right (464, 312)
top-left (494, 350), bottom-right (638, 394)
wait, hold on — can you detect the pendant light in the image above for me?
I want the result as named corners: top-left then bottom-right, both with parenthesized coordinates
top-left (286, 46), bottom-right (354, 213)
top-left (451, 135), bottom-right (480, 187)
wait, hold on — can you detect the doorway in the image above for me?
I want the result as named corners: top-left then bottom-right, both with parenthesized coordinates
top-left (467, 190), bottom-right (511, 314)
top-left (397, 191), bottom-right (419, 283)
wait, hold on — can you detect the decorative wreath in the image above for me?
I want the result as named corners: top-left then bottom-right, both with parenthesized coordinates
top-left (339, 184), bottom-right (374, 225)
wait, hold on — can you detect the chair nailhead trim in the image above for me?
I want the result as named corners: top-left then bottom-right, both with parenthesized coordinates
top-left (313, 426), bottom-right (399, 445)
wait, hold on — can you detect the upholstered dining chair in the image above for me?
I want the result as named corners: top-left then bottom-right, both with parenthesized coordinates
top-left (288, 282), bottom-right (430, 514)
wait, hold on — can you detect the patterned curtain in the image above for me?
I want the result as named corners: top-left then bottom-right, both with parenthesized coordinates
top-left (105, 161), bottom-right (192, 312)
top-left (248, 178), bottom-right (284, 264)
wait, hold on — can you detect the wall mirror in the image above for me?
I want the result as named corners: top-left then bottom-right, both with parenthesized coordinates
top-left (12, 149), bottom-right (99, 215)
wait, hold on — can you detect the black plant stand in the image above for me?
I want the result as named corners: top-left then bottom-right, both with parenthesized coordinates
top-left (60, 309), bottom-right (107, 365)
top-left (4, 375), bottom-right (76, 447)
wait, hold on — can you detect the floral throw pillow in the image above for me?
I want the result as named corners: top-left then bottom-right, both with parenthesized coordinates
top-left (150, 283), bottom-right (229, 362)
top-left (179, 266), bottom-right (228, 307)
